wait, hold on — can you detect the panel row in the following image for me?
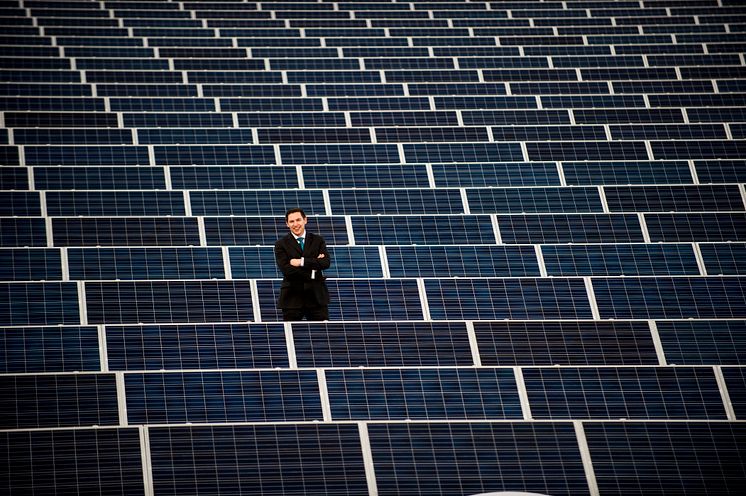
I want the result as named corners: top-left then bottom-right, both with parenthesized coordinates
top-left (4, 141), bottom-right (746, 164)
top-left (2, 213), bottom-right (745, 247)
top-left (3, 242), bottom-right (746, 281)
top-left (4, 421), bottom-right (746, 496)
top-left (3, 320), bottom-right (746, 374)
top-left (1, 365), bottom-right (741, 428)
top-left (2, 276), bottom-right (746, 325)
top-left (5, 161), bottom-right (745, 189)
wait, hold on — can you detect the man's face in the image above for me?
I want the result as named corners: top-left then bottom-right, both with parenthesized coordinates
top-left (286, 212), bottom-right (307, 236)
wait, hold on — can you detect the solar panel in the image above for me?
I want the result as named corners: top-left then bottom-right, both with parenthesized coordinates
top-left (425, 278), bottom-right (594, 320)
top-left (386, 245), bottom-right (541, 277)
top-left (302, 164), bottom-right (429, 188)
top-left (329, 188), bottom-right (464, 215)
top-left (498, 213), bottom-right (645, 244)
top-left (593, 276), bottom-right (746, 319)
top-left (657, 320), bottom-right (746, 365)
top-left (0, 325), bottom-right (99, 373)
top-left (106, 323), bottom-right (288, 371)
top-left (149, 424), bottom-right (368, 496)
top-left (326, 367), bottom-right (522, 420)
top-left (467, 186), bottom-right (604, 213)
top-left (85, 280), bottom-right (253, 324)
top-left (190, 190), bottom-right (326, 216)
top-left (47, 191), bottom-right (186, 216)
top-left (292, 321), bottom-right (472, 367)
top-left (541, 243), bottom-right (700, 276)
top-left (584, 422), bottom-right (746, 495)
top-left (52, 217), bottom-right (201, 247)
top-left (125, 370), bottom-right (322, 423)
top-left (525, 366), bottom-right (727, 420)
top-left (350, 214), bottom-right (496, 245)
top-left (431, 161), bottom-right (561, 187)
top-left (562, 160), bottom-right (693, 185)
top-left (0, 373), bottom-right (119, 428)
top-left (2, 428), bottom-right (145, 496)
top-left (475, 320), bottom-right (659, 366)
top-left (645, 213), bottom-right (746, 242)
top-left (0, 248), bottom-right (62, 281)
top-left (368, 422), bottom-right (590, 496)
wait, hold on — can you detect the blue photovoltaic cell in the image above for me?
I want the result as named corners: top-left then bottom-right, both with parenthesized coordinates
top-left (585, 422), bottom-right (746, 495)
top-left (149, 424), bottom-right (368, 496)
top-left (699, 243), bottom-right (746, 275)
top-left (695, 160), bottom-right (746, 183)
top-left (0, 282), bottom-right (79, 326)
top-left (256, 279), bottom-right (424, 322)
top-left (0, 166), bottom-right (29, 189)
top-left (24, 145), bottom-right (150, 166)
top-left (106, 323), bottom-right (288, 371)
top-left (33, 166), bottom-right (166, 190)
top-left (0, 373), bottom-right (119, 428)
top-left (466, 186), bottom-right (603, 213)
top-left (0, 191), bottom-right (41, 216)
top-left (46, 191), bottom-right (186, 216)
top-left (125, 370), bottom-right (322, 423)
top-left (0, 325), bottom-right (100, 373)
top-left (652, 140), bottom-right (746, 160)
top-left (431, 162), bottom-right (561, 187)
top-left (2, 428), bottom-right (145, 496)
top-left (279, 143), bottom-right (400, 165)
top-left (657, 320), bottom-right (746, 365)
top-left (604, 185), bottom-right (745, 212)
top-left (153, 144), bottom-right (276, 165)
top-left (646, 213), bottom-right (746, 242)
top-left (205, 215), bottom-right (348, 246)
top-left (328, 188), bottom-right (464, 215)
top-left (524, 367), bottom-right (727, 420)
top-left (368, 422), bottom-right (590, 496)
top-left (0, 248), bottom-right (62, 281)
top-left (526, 141), bottom-right (649, 161)
top-left (189, 190), bottom-right (326, 216)
top-left (326, 367), bottom-right (522, 420)
top-left (541, 243), bottom-right (700, 276)
top-left (425, 278), bottom-right (593, 320)
top-left (170, 165), bottom-right (298, 189)
top-left (351, 215), bottom-right (496, 245)
top-left (0, 218), bottom-right (47, 248)
top-left (498, 214), bottom-right (645, 244)
top-left (67, 247), bottom-right (225, 280)
top-left (52, 217), bottom-right (201, 247)
top-left (593, 276), bottom-right (746, 319)
top-left (562, 160), bottom-right (693, 185)
top-left (85, 280), bottom-right (253, 324)
top-left (403, 142), bottom-right (524, 162)
top-left (721, 367), bottom-right (746, 418)
top-left (292, 321), bottom-right (472, 368)
top-left (386, 245), bottom-right (541, 277)
top-left (474, 320), bottom-right (659, 366)
top-left (302, 164), bottom-right (430, 188)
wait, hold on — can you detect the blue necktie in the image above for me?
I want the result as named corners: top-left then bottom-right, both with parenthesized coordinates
top-left (298, 237), bottom-right (304, 251)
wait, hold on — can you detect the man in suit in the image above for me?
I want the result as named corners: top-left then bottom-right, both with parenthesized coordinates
top-left (274, 208), bottom-right (331, 321)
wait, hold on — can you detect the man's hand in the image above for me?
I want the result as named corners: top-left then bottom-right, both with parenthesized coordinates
top-left (290, 258), bottom-right (302, 267)
top-left (317, 254), bottom-right (325, 258)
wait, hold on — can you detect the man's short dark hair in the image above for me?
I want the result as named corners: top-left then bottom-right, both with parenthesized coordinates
top-left (285, 208), bottom-right (307, 221)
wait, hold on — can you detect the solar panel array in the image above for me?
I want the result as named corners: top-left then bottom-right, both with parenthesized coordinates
top-left (1, 0), bottom-right (746, 494)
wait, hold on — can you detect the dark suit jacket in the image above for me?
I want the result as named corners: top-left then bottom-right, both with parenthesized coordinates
top-left (274, 232), bottom-right (331, 309)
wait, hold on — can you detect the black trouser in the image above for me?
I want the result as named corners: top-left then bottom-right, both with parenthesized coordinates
top-left (282, 305), bottom-right (329, 321)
